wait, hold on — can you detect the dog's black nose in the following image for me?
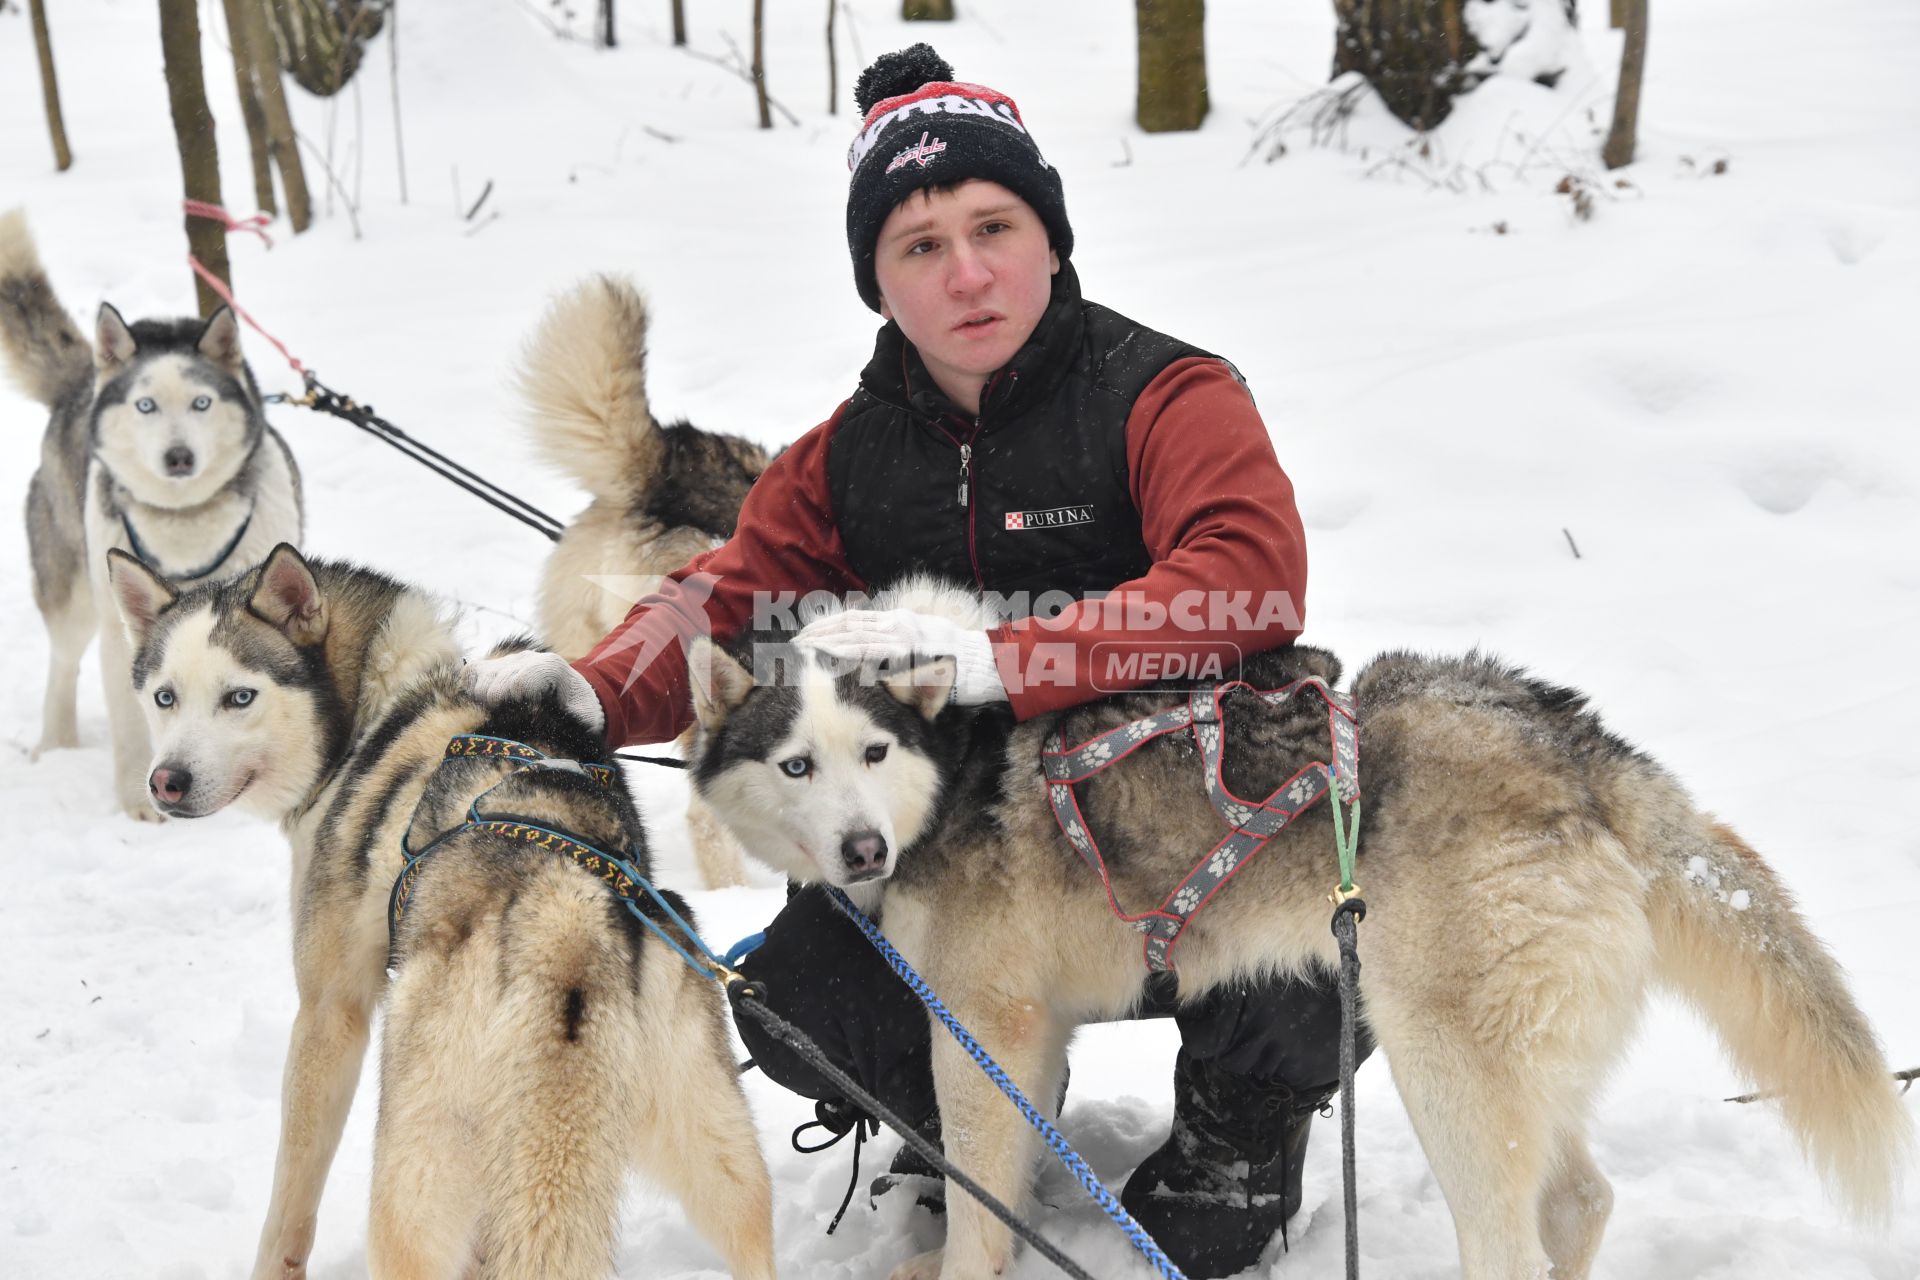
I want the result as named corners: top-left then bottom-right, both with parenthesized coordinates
top-left (164, 446), bottom-right (195, 476)
top-left (840, 830), bottom-right (889, 879)
top-left (149, 766), bottom-right (192, 804)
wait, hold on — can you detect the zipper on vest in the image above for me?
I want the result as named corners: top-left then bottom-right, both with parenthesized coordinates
top-left (958, 440), bottom-right (973, 506)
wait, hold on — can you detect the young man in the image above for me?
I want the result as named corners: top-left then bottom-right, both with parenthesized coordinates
top-left (472, 44), bottom-right (1371, 1277)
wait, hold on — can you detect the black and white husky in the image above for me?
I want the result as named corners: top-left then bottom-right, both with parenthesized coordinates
top-left (105, 544), bottom-right (775, 1280)
top-left (688, 581), bottom-right (1911, 1280)
top-left (0, 208), bottom-right (302, 820)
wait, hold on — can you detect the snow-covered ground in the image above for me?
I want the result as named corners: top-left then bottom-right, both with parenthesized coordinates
top-left (1, 1), bottom-right (1915, 1276)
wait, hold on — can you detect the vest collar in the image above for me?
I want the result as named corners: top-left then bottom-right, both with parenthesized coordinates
top-left (860, 262), bottom-right (1086, 428)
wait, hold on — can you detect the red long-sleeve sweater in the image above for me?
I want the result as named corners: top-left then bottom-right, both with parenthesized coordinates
top-left (572, 356), bottom-right (1306, 746)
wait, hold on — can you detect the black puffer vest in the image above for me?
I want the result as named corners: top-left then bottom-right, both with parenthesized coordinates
top-left (827, 265), bottom-right (1212, 617)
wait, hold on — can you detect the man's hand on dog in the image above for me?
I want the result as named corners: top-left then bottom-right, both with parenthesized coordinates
top-left (795, 609), bottom-right (1007, 705)
top-left (465, 650), bottom-right (607, 734)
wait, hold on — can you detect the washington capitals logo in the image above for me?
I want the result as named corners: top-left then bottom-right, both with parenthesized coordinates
top-left (886, 131), bottom-right (949, 174)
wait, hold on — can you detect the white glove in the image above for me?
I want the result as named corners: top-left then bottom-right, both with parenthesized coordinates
top-left (466, 650), bottom-right (607, 734)
top-left (795, 609), bottom-right (1007, 706)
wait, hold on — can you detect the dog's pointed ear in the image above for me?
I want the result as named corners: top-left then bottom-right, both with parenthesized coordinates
top-left (95, 303), bottom-right (136, 373)
top-left (106, 548), bottom-right (178, 647)
top-left (882, 657), bottom-right (956, 721)
top-left (690, 636), bottom-right (755, 731)
top-left (249, 544), bottom-right (328, 646)
top-left (196, 306), bottom-right (244, 374)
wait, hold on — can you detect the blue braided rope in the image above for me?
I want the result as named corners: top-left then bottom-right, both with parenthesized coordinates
top-left (826, 888), bottom-right (1188, 1280)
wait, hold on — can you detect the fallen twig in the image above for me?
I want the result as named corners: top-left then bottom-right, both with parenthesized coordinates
top-left (1726, 1067), bottom-right (1917, 1104)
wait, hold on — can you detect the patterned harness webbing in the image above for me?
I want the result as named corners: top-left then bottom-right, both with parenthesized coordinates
top-left (1042, 676), bottom-right (1360, 973)
top-left (387, 734), bottom-right (624, 943)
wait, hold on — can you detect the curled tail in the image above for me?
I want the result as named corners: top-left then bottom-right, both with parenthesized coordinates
top-left (1642, 806), bottom-right (1912, 1220)
top-left (517, 274), bottom-right (663, 505)
top-left (0, 209), bottom-right (91, 406)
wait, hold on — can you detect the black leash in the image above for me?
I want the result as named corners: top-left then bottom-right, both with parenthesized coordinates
top-left (614, 751), bottom-right (688, 770)
top-left (274, 373), bottom-right (567, 542)
top-left (726, 977), bottom-right (1100, 1280)
top-left (1332, 896), bottom-right (1367, 1280)
top-left (277, 377), bottom-right (702, 777)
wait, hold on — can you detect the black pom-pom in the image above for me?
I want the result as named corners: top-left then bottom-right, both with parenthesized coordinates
top-left (854, 44), bottom-right (956, 115)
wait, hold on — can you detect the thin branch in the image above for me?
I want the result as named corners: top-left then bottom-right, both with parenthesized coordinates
top-left (464, 178), bottom-right (494, 221)
top-left (390, 0), bottom-right (408, 203)
top-left (295, 129), bottom-right (364, 239)
top-left (681, 39), bottom-right (799, 126)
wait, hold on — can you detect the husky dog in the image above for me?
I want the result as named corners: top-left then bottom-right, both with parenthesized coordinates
top-left (688, 581), bottom-right (1912, 1280)
top-left (105, 545), bottom-right (775, 1280)
top-left (0, 208), bottom-right (303, 821)
top-left (518, 275), bottom-right (771, 890)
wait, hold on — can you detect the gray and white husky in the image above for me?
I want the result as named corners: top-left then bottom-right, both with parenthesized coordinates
top-left (688, 581), bottom-right (1912, 1280)
top-left (0, 208), bottom-right (303, 820)
top-left (105, 544), bottom-right (774, 1280)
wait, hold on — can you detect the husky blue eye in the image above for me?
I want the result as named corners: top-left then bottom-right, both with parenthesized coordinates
top-left (154, 688), bottom-right (176, 708)
top-left (191, 395), bottom-right (212, 411)
top-left (135, 397), bottom-right (157, 414)
top-left (779, 757), bottom-right (812, 778)
top-left (224, 688), bottom-right (256, 708)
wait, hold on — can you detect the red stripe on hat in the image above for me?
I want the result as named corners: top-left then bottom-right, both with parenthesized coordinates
top-left (860, 80), bottom-right (1022, 129)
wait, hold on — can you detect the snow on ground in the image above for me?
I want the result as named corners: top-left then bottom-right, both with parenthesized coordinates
top-left (1, 0), bottom-right (1916, 1276)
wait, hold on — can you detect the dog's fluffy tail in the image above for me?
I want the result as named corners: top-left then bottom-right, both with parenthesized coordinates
top-left (1638, 795), bottom-right (1912, 1221)
top-left (471, 860), bottom-right (649, 1277)
top-left (0, 209), bottom-right (92, 406)
top-left (517, 274), bottom-right (664, 505)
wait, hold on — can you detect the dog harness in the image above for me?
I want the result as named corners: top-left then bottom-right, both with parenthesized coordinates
top-left (1042, 676), bottom-right (1359, 974)
top-left (120, 501), bottom-right (255, 584)
top-left (385, 735), bottom-right (724, 979)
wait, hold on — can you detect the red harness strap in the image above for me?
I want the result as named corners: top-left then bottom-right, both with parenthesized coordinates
top-left (1042, 676), bottom-right (1360, 974)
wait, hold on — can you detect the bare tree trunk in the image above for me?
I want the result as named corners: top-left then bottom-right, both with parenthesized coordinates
top-left (671, 0), bottom-right (686, 46)
top-left (1610, 0), bottom-right (1627, 27)
top-left (826, 0), bottom-right (838, 114)
top-left (28, 0), bottom-right (74, 172)
top-left (233, 0), bottom-right (313, 231)
top-left (1602, 0), bottom-right (1647, 169)
top-left (902, 0), bottom-right (953, 19)
top-left (158, 0), bottom-right (231, 317)
top-left (222, 0), bottom-right (277, 213)
top-left (1135, 0), bottom-right (1208, 133)
top-left (752, 0), bottom-right (771, 129)
top-left (1331, 0), bottom-right (1486, 131)
top-left (597, 0), bottom-right (615, 47)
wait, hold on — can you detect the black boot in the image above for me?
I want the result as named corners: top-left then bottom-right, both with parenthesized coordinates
top-left (868, 1111), bottom-right (947, 1215)
top-left (1120, 1050), bottom-right (1331, 1279)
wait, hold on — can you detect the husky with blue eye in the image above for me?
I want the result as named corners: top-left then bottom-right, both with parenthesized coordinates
top-left (0, 208), bottom-right (303, 820)
top-left (689, 581), bottom-right (1913, 1280)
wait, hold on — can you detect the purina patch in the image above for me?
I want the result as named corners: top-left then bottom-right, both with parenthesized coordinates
top-left (1004, 504), bottom-right (1095, 531)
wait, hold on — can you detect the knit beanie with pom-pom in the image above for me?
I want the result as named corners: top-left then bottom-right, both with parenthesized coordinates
top-left (845, 44), bottom-right (1072, 312)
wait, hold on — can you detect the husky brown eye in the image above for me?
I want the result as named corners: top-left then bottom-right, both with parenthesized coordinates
top-left (779, 756), bottom-right (812, 779)
top-left (865, 743), bottom-right (889, 764)
top-left (154, 688), bottom-right (176, 708)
